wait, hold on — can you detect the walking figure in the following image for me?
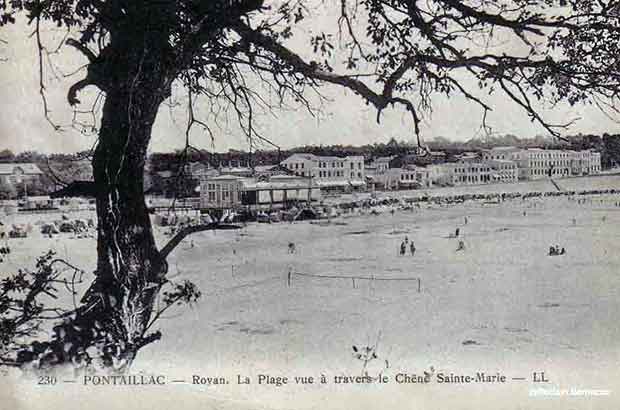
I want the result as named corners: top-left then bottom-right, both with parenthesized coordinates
top-left (288, 242), bottom-right (296, 254)
top-left (400, 241), bottom-right (406, 256)
top-left (464, 216), bottom-right (468, 225)
top-left (455, 228), bottom-right (460, 237)
top-left (410, 241), bottom-right (416, 256)
top-left (456, 240), bottom-right (465, 252)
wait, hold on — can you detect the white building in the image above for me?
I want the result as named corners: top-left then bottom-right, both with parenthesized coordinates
top-left (514, 149), bottom-right (602, 180)
top-left (428, 159), bottom-right (517, 186)
top-left (571, 150), bottom-right (601, 175)
top-left (281, 153), bottom-right (365, 191)
top-left (518, 149), bottom-right (572, 179)
top-left (380, 166), bottom-right (432, 190)
top-left (200, 175), bottom-right (247, 209)
top-left (0, 163), bottom-right (43, 185)
top-left (488, 160), bottom-right (518, 183)
top-left (482, 146), bottom-right (523, 161)
top-left (371, 156), bottom-right (393, 173)
top-left (453, 161), bottom-right (492, 185)
top-left (427, 164), bottom-right (455, 186)
top-left (484, 147), bottom-right (602, 180)
top-left (200, 174), bottom-right (320, 209)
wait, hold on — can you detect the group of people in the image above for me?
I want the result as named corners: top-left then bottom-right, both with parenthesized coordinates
top-left (549, 245), bottom-right (566, 256)
top-left (0, 245), bottom-right (10, 263)
top-left (399, 236), bottom-right (416, 256)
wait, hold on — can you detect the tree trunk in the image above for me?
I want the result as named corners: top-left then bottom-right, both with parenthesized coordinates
top-left (89, 41), bottom-right (174, 368)
top-left (32, 39), bottom-right (175, 373)
top-left (88, 86), bottom-right (167, 367)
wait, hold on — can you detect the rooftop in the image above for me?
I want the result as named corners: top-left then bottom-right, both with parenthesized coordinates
top-left (0, 163), bottom-right (43, 175)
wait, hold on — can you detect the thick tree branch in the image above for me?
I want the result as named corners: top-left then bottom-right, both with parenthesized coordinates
top-left (230, 19), bottom-right (429, 140)
top-left (67, 77), bottom-right (93, 106)
top-left (66, 38), bottom-right (97, 63)
top-left (159, 223), bottom-right (242, 259)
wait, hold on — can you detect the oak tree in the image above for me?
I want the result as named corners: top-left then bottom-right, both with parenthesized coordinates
top-left (0, 0), bottom-right (618, 372)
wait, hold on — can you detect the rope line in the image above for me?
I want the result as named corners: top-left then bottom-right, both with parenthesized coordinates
top-left (292, 271), bottom-right (419, 281)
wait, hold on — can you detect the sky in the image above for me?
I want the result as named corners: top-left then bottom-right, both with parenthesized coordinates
top-left (1, 4), bottom-right (619, 155)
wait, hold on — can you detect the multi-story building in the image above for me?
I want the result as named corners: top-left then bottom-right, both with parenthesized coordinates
top-left (380, 166), bottom-right (432, 190)
top-left (428, 159), bottom-right (517, 186)
top-left (482, 146), bottom-right (523, 161)
top-left (372, 156), bottom-right (393, 174)
top-left (515, 149), bottom-right (603, 180)
top-left (484, 147), bottom-right (602, 180)
top-left (571, 150), bottom-right (601, 175)
top-left (365, 156), bottom-right (395, 190)
top-left (281, 153), bottom-right (365, 191)
top-left (427, 164), bottom-right (455, 186)
top-left (518, 149), bottom-right (572, 179)
top-left (591, 152), bottom-right (602, 174)
top-left (489, 160), bottom-right (518, 183)
top-left (452, 161), bottom-right (493, 185)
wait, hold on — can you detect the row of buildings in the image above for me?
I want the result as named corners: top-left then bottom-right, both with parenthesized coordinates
top-left (0, 147), bottom-right (601, 209)
top-left (365, 147), bottom-right (601, 191)
top-left (198, 147), bottom-right (602, 209)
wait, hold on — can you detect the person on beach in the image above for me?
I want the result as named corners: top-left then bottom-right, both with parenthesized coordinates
top-left (456, 240), bottom-right (465, 251)
top-left (455, 228), bottom-right (460, 237)
top-left (410, 241), bottom-right (416, 256)
top-left (400, 241), bottom-right (406, 256)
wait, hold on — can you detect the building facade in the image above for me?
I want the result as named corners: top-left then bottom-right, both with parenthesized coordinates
top-left (200, 175), bottom-right (246, 209)
top-left (453, 161), bottom-right (492, 185)
top-left (200, 174), bottom-right (320, 209)
top-left (281, 154), bottom-right (365, 190)
top-left (513, 149), bottom-right (601, 180)
top-left (368, 165), bottom-right (433, 190)
top-left (489, 160), bottom-right (518, 183)
top-left (0, 163), bottom-right (43, 185)
top-left (428, 159), bottom-right (517, 186)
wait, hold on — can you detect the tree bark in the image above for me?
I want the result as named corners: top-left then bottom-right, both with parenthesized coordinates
top-left (86, 39), bottom-right (173, 369)
top-left (29, 37), bottom-right (176, 373)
